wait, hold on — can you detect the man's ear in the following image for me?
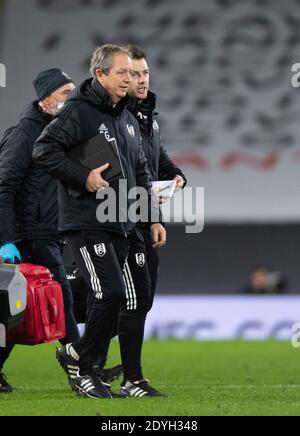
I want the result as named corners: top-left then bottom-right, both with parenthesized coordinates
top-left (95, 69), bottom-right (105, 85)
top-left (39, 97), bottom-right (51, 113)
top-left (39, 99), bottom-right (47, 113)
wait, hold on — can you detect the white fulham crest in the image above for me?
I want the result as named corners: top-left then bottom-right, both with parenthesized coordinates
top-left (136, 253), bottom-right (145, 267)
top-left (153, 120), bottom-right (159, 132)
top-left (127, 124), bottom-right (135, 137)
top-left (94, 243), bottom-right (106, 257)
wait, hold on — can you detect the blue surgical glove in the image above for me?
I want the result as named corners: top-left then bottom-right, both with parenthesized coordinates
top-left (0, 243), bottom-right (21, 264)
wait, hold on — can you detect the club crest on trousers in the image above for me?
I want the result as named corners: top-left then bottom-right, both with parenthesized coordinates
top-left (136, 253), bottom-right (145, 267)
top-left (94, 243), bottom-right (106, 257)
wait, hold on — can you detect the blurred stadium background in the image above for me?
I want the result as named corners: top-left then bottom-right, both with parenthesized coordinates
top-left (1, 0), bottom-right (300, 342)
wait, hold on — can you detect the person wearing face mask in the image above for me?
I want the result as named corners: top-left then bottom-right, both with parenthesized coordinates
top-left (0, 68), bottom-right (80, 393)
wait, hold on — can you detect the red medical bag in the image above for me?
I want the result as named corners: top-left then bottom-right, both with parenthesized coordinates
top-left (7, 264), bottom-right (65, 344)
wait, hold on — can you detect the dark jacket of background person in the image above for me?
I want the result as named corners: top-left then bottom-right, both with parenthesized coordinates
top-left (0, 102), bottom-right (60, 245)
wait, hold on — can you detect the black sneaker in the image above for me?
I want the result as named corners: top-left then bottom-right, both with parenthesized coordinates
top-left (0, 373), bottom-right (13, 393)
top-left (71, 374), bottom-right (113, 399)
top-left (69, 375), bottom-right (126, 399)
top-left (120, 379), bottom-right (167, 398)
top-left (56, 344), bottom-right (79, 380)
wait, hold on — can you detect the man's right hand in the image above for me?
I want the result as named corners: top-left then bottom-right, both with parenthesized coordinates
top-left (85, 163), bottom-right (110, 193)
top-left (0, 243), bottom-right (21, 264)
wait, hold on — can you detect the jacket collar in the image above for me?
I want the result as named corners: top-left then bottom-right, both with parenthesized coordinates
top-left (128, 90), bottom-right (157, 117)
top-left (19, 101), bottom-right (53, 125)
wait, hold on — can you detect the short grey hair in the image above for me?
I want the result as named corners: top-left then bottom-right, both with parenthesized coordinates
top-left (90, 44), bottom-right (130, 78)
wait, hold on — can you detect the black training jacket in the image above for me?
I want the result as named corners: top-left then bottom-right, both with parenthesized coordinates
top-left (0, 101), bottom-right (61, 245)
top-left (128, 91), bottom-right (187, 184)
top-left (33, 79), bottom-right (159, 236)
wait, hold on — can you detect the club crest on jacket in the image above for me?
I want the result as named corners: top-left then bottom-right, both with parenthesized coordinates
top-left (127, 124), bottom-right (135, 137)
top-left (153, 120), bottom-right (159, 132)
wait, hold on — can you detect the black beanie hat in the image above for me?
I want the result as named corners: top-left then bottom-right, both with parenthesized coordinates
top-left (33, 68), bottom-right (73, 101)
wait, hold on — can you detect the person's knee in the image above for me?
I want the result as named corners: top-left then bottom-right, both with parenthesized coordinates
top-left (93, 290), bottom-right (123, 308)
top-left (124, 292), bottom-right (151, 316)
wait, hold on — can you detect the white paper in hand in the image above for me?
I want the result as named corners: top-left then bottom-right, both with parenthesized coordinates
top-left (151, 180), bottom-right (177, 198)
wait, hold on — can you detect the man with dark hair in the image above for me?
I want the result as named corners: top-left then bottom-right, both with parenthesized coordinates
top-left (33, 44), bottom-right (166, 399)
top-left (126, 44), bottom-right (186, 305)
top-left (0, 68), bottom-right (79, 393)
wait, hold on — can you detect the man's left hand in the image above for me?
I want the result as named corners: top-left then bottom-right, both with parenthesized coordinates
top-left (174, 175), bottom-right (185, 192)
top-left (151, 223), bottom-right (167, 249)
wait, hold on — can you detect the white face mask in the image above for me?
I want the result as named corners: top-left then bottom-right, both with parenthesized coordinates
top-left (40, 97), bottom-right (65, 116)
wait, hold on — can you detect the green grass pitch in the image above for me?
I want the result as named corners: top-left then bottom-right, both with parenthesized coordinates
top-left (0, 340), bottom-right (299, 416)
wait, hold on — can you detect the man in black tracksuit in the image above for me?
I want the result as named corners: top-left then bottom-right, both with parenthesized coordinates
top-left (93, 46), bottom-right (187, 397)
top-left (0, 69), bottom-right (79, 393)
top-left (125, 46), bottom-right (187, 313)
top-left (33, 45), bottom-right (166, 399)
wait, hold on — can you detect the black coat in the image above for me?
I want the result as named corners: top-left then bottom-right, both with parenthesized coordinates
top-left (128, 91), bottom-right (187, 184)
top-left (0, 102), bottom-right (61, 245)
top-left (33, 79), bottom-right (159, 236)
